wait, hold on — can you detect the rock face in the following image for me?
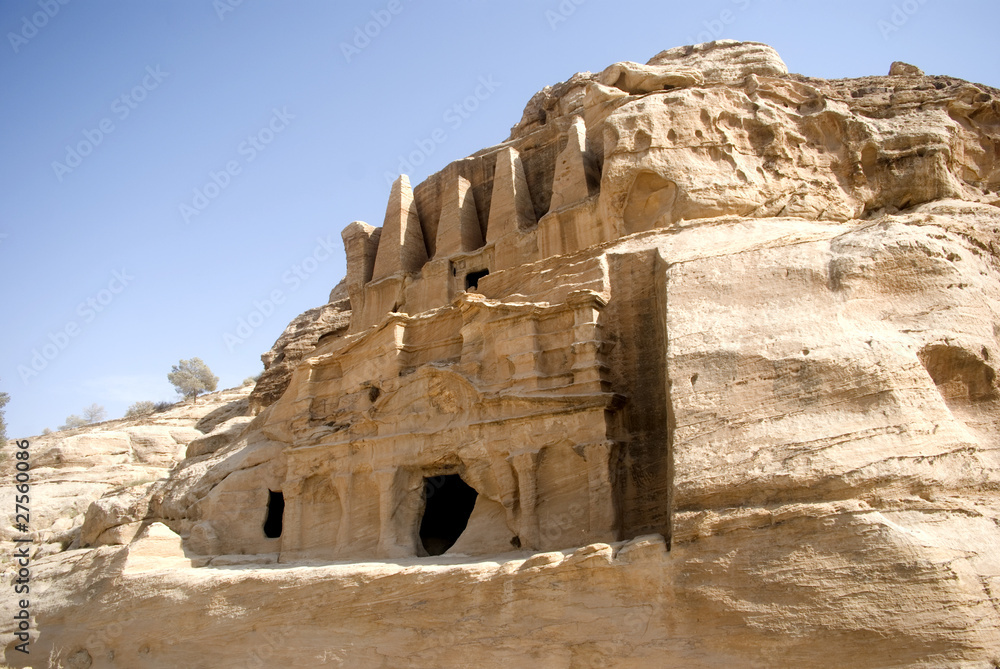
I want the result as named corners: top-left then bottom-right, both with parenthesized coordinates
top-left (0, 386), bottom-right (251, 558)
top-left (248, 279), bottom-right (352, 413)
top-left (5, 41), bottom-right (1000, 668)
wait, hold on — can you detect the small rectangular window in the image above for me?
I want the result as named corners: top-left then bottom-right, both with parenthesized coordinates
top-left (465, 269), bottom-right (489, 291)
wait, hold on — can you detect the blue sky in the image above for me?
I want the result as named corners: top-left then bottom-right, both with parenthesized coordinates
top-left (2, 0), bottom-right (998, 437)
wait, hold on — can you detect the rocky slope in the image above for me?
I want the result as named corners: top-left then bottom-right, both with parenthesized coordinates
top-left (4, 41), bottom-right (1000, 668)
top-left (248, 279), bottom-right (351, 414)
top-left (0, 386), bottom-right (252, 562)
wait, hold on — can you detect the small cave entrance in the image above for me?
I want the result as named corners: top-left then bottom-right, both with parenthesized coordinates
top-left (419, 474), bottom-right (478, 556)
top-left (263, 490), bottom-right (284, 539)
top-left (918, 344), bottom-right (997, 402)
top-left (465, 269), bottom-right (490, 291)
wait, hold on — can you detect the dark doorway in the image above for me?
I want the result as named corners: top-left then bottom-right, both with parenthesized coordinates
top-left (419, 474), bottom-right (478, 556)
top-left (263, 490), bottom-right (284, 538)
top-left (465, 269), bottom-right (489, 291)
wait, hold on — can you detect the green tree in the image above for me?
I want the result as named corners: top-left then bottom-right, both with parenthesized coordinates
top-left (125, 400), bottom-right (157, 418)
top-left (0, 385), bottom-right (9, 443)
top-left (60, 414), bottom-right (88, 430)
top-left (82, 403), bottom-right (107, 423)
top-left (168, 358), bottom-right (219, 402)
top-left (59, 404), bottom-right (107, 431)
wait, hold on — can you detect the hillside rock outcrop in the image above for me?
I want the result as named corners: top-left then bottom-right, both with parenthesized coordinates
top-left (0, 386), bottom-right (251, 559)
top-left (248, 279), bottom-right (351, 413)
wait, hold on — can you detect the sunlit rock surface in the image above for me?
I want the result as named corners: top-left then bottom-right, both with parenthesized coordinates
top-left (5, 41), bottom-right (1000, 668)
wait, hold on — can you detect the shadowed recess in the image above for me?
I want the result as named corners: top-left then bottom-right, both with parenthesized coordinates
top-left (419, 475), bottom-right (478, 556)
top-left (264, 490), bottom-right (284, 539)
top-left (465, 269), bottom-right (490, 291)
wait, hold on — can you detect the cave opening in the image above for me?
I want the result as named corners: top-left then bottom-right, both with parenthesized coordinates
top-left (263, 490), bottom-right (284, 539)
top-left (465, 269), bottom-right (489, 291)
top-left (419, 474), bottom-right (478, 556)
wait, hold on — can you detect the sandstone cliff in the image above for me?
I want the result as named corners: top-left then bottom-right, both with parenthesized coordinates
top-left (4, 41), bottom-right (1000, 668)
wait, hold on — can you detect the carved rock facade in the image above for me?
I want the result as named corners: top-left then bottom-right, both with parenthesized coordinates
top-left (184, 40), bottom-right (1000, 567)
top-left (7, 41), bottom-right (1000, 668)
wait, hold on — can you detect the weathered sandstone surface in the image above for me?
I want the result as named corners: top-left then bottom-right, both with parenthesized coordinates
top-left (0, 387), bottom-right (252, 558)
top-left (4, 40), bottom-right (1000, 668)
top-left (248, 279), bottom-right (351, 414)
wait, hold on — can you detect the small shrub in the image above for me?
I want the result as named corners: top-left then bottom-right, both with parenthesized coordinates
top-left (125, 400), bottom-right (157, 419)
top-left (60, 414), bottom-right (89, 430)
top-left (0, 387), bottom-right (8, 443)
top-left (82, 403), bottom-right (107, 423)
top-left (59, 404), bottom-right (107, 430)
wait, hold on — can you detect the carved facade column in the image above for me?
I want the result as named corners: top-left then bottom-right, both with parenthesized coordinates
top-left (550, 116), bottom-right (596, 211)
top-left (568, 290), bottom-right (608, 392)
top-left (388, 319), bottom-right (407, 378)
top-left (508, 451), bottom-right (540, 549)
top-left (331, 473), bottom-right (353, 551)
top-left (499, 315), bottom-right (540, 390)
top-left (374, 468), bottom-right (403, 557)
top-left (488, 451), bottom-right (521, 530)
top-left (487, 147), bottom-right (536, 271)
top-left (579, 441), bottom-right (617, 542)
top-left (281, 478), bottom-right (305, 554)
top-left (436, 175), bottom-right (484, 258)
top-left (372, 174), bottom-right (427, 280)
top-left (341, 220), bottom-right (381, 316)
